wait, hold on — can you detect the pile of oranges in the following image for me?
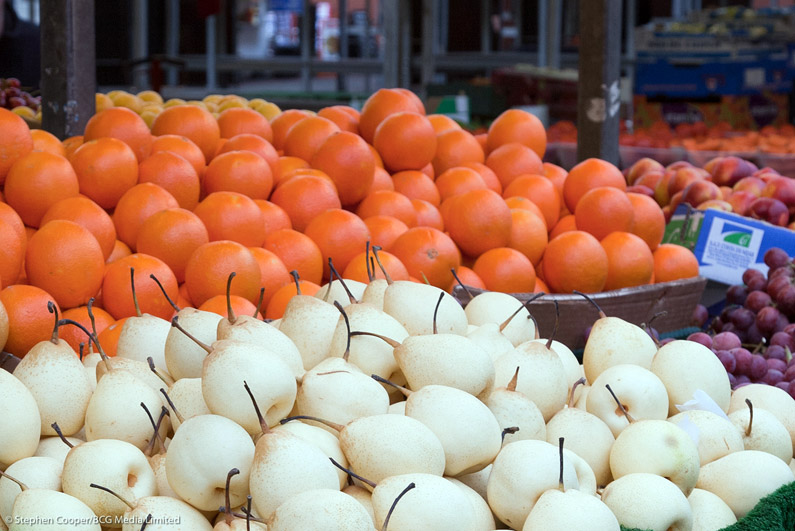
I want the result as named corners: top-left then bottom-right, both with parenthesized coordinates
top-left (0, 88), bottom-right (700, 359)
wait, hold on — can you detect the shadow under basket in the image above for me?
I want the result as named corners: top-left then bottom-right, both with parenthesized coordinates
top-left (452, 276), bottom-right (708, 352)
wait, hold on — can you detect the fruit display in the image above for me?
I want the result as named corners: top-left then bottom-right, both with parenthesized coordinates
top-left (0, 78), bottom-right (41, 115)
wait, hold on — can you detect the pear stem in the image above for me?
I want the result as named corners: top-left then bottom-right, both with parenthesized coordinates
top-left (605, 384), bottom-right (635, 423)
top-left (89, 483), bottom-right (135, 510)
top-left (146, 357), bottom-right (170, 386)
top-left (290, 270), bottom-right (301, 296)
top-left (170, 316), bottom-right (212, 354)
top-left (365, 241), bottom-right (374, 282)
top-left (50, 422), bottom-right (75, 448)
top-left (140, 514), bottom-right (152, 531)
top-left (0, 469), bottom-right (28, 491)
top-left (85, 299), bottom-right (111, 370)
top-left (350, 330), bottom-right (401, 348)
top-left (87, 298), bottom-right (99, 337)
top-left (280, 415), bottom-right (344, 432)
top-left (432, 291), bottom-right (444, 334)
top-left (130, 267), bottom-right (142, 318)
top-left (246, 495), bottom-right (252, 531)
top-left (507, 366), bottom-right (519, 392)
top-left (140, 402), bottom-right (167, 456)
top-left (226, 272), bottom-right (238, 324)
top-left (223, 468), bottom-right (240, 525)
top-left (371, 246), bottom-right (393, 284)
top-left (573, 290), bottom-right (606, 319)
top-left (78, 342), bottom-right (85, 362)
top-left (328, 258), bottom-right (358, 304)
top-left (322, 262), bottom-right (336, 303)
top-left (382, 482), bottom-right (416, 531)
top-left (501, 426), bottom-right (519, 443)
top-left (149, 274), bottom-right (180, 312)
top-left (333, 301), bottom-right (352, 362)
top-left (499, 293), bottom-right (544, 332)
top-left (745, 398), bottom-right (754, 437)
top-left (370, 374), bottom-right (412, 397)
top-left (558, 437), bottom-right (565, 491)
top-left (243, 380), bottom-right (270, 435)
top-left (224, 506), bottom-right (267, 524)
top-left (420, 272), bottom-right (431, 285)
top-left (159, 388), bottom-right (185, 424)
top-left (450, 268), bottom-right (474, 300)
top-left (253, 288), bottom-right (265, 318)
top-left (328, 457), bottom-right (377, 488)
top-left (567, 377), bottom-right (587, 408)
top-left (546, 300), bottom-right (559, 350)
top-left (48, 301), bottom-right (60, 343)
top-left (57, 318), bottom-right (111, 369)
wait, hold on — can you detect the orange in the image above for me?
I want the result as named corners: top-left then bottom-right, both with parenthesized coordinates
top-left (473, 247), bottom-right (536, 294)
top-left (254, 199), bottom-right (292, 234)
top-left (71, 137), bottom-right (139, 209)
top-left (373, 112), bottom-right (437, 172)
top-left (203, 150), bottom-right (273, 200)
top-left (427, 114), bottom-right (462, 135)
top-left (395, 88), bottom-right (426, 114)
top-left (392, 170), bottom-right (440, 206)
top-left (113, 183), bottom-right (179, 250)
top-left (508, 208), bottom-right (548, 266)
top-left (59, 305), bottom-right (115, 354)
top-left (420, 162), bottom-right (434, 179)
top-left (0, 201), bottom-right (27, 253)
top-left (356, 190), bottom-right (417, 228)
top-left (446, 189), bottom-right (512, 258)
top-left (652, 244), bottom-right (700, 283)
top-left (249, 247), bottom-right (291, 309)
top-left (0, 219), bottom-right (24, 288)
top-left (40, 196), bottom-right (116, 259)
top-left (96, 317), bottom-right (128, 357)
top-left (574, 187), bottom-right (634, 241)
top-left (627, 192), bottom-right (666, 251)
top-left (463, 161), bottom-right (502, 194)
top-left (486, 108), bottom-right (547, 158)
top-left (217, 107), bottom-right (273, 141)
top-left (282, 115), bottom-right (340, 162)
top-left (542, 231), bottom-right (608, 293)
top-left (600, 232), bottom-right (654, 291)
top-left (270, 109), bottom-right (311, 150)
top-left (343, 250), bottom-right (409, 283)
top-left (62, 135), bottom-right (84, 161)
top-left (366, 166), bottom-right (395, 194)
top-left (449, 266), bottom-right (485, 292)
top-left (271, 155), bottom-right (310, 186)
top-left (149, 134), bottom-right (207, 180)
top-left (138, 150), bottom-right (201, 209)
top-left (136, 208), bottom-right (210, 283)
top-left (0, 284), bottom-right (59, 357)
top-left (542, 162), bottom-right (568, 197)
top-left (485, 142), bottom-right (543, 189)
top-left (150, 104), bottom-right (221, 163)
top-left (193, 191), bottom-right (267, 247)
top-left (412, 199), bottom-right (444, 231)
top-left (101, 253), bottom-right (179, 320)
top-left (358, 88), bottom-right (421, 144)
top-left (549, 214), bottom-right (578, 239)
top-left (30, 129), bottom-right (66, 157)
top-left (363, 215), bottom-right (409, 251)
top-left (432, 128), bottom-right (485, 175)
top-left (199, 294), bottom-right (262, 319)
top-left (107, 240), bottom-right (132, 264)
top-left (177, 283), bottom-right (192, 308)
top-left (503, 196), bottom-right (546, 226)
top-left (83, 106), bottom-right (153, 162)
top-left (4, 151), bottom-right (79, 227)
top-left (474, 133), bottom-right (488, 153)
top-left (270, 175), bottom-right (341, 232)
top-left (304, 209), bottom-right (370, 279)
top-left (317, 105), bottom-right (359, 133)
top-left (0, 108), bottom-right (33, 185)
top-left (435, 166), bottom-right (487, 202)
top-left (265, 279), bottom-right (321, 320)
top-left (503, 174), bottom-right (561, 228)
top-left (311, 131), bottom-right (376, 206)
top-left (263, 229), bottom-right (324, 285)
top-left (562, 158), bottom-right (626, 212)
top-left (534, 277), bottom-right (549, 293)
top-left (389, 227), bottom-right (461, 288)
top-left (183, 240), bottom-right (261, 307)
top-left (217, 133), bottom-right (279, 169)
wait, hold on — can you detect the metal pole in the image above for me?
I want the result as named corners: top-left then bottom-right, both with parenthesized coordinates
top-left (301, 0), bottom-right (312, 92)
top-left (165, 0), bottom-right (180, 86)
top-left (206, 15), bottom-right (217, 91)
top-left (398, 0), bottom-right (410, 88)
top-left (133, 0), bottom-right (149, 89)
top-left (421, 0), bottom-right (436, 98)
top-left (538, 0), bottom-right (548, 67)
top-left (624, 0), bottom-right (636, 125)
top-left (382, 0), bottom-right (399, 88)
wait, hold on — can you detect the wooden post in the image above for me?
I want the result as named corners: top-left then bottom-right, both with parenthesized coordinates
top-left (40, 0), bottom-right (96, 139)
top-left (576, 0), bottom-right (622, 165)
top-left (382, 0), bottom-right (399, 88)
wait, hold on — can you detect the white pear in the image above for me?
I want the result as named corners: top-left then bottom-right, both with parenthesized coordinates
top-left (0, 456), bottom-right (62, 520)
top-left (274, 420), bottom-right (349, 489)
top-left (729, 383), bottom-right (795, 451)
top-left (455, 464), bottom-right (491, 503)
top-left (446, 477), bottom-right (496, 531)
top-left (582, 314), bottom-right (657, 384)
top-left (546, 406), bottom-right (615, 487)
top-left (267, 489), bottom-right (372, 530)
top-left (575, 385), bottom-right (590, 410)
top-left (668, 410), bottom-right (744, 466)
top-left (729, 400), bottom-right (792, 463)
top-left (464, 291), bottom-right (536, 346)
top-left (696, 450), bottom-right (794, 518)
top-left (0, 298), bottom-right (7, 353)
top-left (687, 488), bottom-right (737, 531)
top-left (388, 401), bottom-right (406, 415)
top-left (316, 278), bottom-right (367, 307)
top-left (119, 495), bottom-right (214, 531)
top-left (360, 278), bottom-right (388, 310)
top-left (405, 384), bottom-right (502, 476)
top-left (61, 439), bottom-right (157, 527)
top-left (601, 472), bottom-right (693, 531)
top-left (95, 356), bottom-right (173, 400)
top-left (382, 281), bottom-right (467, 336)
top-left (466, 323), bottom-right (515, 364)
top-left (562, 448), bottom-right (597, 495)
top-left (278, 294), bottom-right (339, 370)
top-left (609, 419), bottom-right (700, 496)
top-left (165, 414), bottom-right (255, 511)
top-left (586, 364), bottom-right (669, 437)
top-left (116, 314), bottom-right (172, 376)
top-left (34, 436), bottom-right (84, 466)
top-left (164, 307), bottom-right (223, 379)
top-left (82, 351), bottom-right (101, 391)
top-left (147, 452), bottom-right (178, 499)
top-left (484, 368), bottom-right (546, 446)
top-left (0, 369), bottom-right (41, 468)
top-left (165, 377), bottom-right (210, 431)
top-left (11, 489), bottom-right (100, 531)
top-left (529, 338), bottom-right (582, 397)
top-left (486, 439), bottom-right (580, 530)
top-left (371, 473), bottom-right (476, 530)
top-left (338, 414), bottom-right (446, 488)
top-left (342, 484), bottom-right (375, 526)
top-left (523, 488), bottom-right (620, 531)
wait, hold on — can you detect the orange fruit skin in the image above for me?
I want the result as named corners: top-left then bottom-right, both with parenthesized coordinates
top-left (270, 109), bottom-right (311, 151)
top-left (373, 112), bottom-right (437, 173)
top-left (101, 253), bottom-right (180, 320)
top-left (358, 88), bottom-right (421, 144)
top-left (263, 229), bottom-right (324, 286)
top-left (486, 108), bottom-right (547, 159)
top-left (270, 175), bottom-right (342, 233)
top-left (138, 150), bottom-right (201, 210)
top-left (448, 265), bottom-right (486, 293)
top-left (364, 215), bottom-right (409, 251)
top-left (71, 137), bottom-right (139, 210)
top-left (136, 208), bottom-right (210, 284)
top-left (4, 151), bottom-right (80, 227)
top-left (343, 250), bottom-right (409, 283)
top-left (574, 187), bottom-right (635, 241)
top-left (254, 199), bottom-right (292, 234)
top-left (40, 196), bottom-right (117, 260)
top-left (0, 284), bottom-right (59, 357)
top-left (600, 231), bottom-right (654, 291)
top-left (435, 166), bottom-right (487, 203)
top-left (218, 133), bottom-right (279, 169)
top-left (30, 129), bottom-right (67, 157)
top-left (485, 142), bottom-right (543, 189)
top-left (432, 128), bottom-right (485, 175)
top-left (149, 134), bottom-right (207, 181)
top-left (0, 218), bottom-right (24, 289)
top-left (652, 244), bottom-right (700, 283)
top-left (356, 190), bottom-right (418, 228)
top-left (96, 317), bottom-right (128, 357)
top-left (193, 191), bottom-right (267, 247)
top-left (627, 192), bottom-right (666, 252)
top-left (0, 108), bottom-right (34, 185)
top-left (562, 158), bottom-right (626, 213)
top-left (446, 189), bottom-right (512, 258)
top-left (412, 199), bottom-right (445, 231)
top-left (542, 231), bottom-right (609, 294)
top-left (389, 227), bottom-right (461, 289)
top-left (549, 214), bottom-right (577, 240)
top-left (203, 150), bottom-right (273, 201)
top-left (503, 174), bottom-right (561, 229)
top-left (473, 247), bottom-right (537, 294)
top-left (393, 170), bottom-right (441, 206)
top-left (282, 116), bottom-right (341, 163)
top-left (151, 105), bottom-right (221, 163)
top-left (248, 247), bottom-right (291, 309)
top-left (60, 305), bottom-right (115, 354)
top-left (304, 208), bottom-right (371, 280)
top-left (113, 183), bottom-right (180, 250)
top-left (317, 105), bottom-right (360, 133)
top-left (199, 294), bottom-right (262, 320)
top-left (183, 240), bottom-right (261, 308)
top-left (84, 106), bottom-right (153, 162)
top-left (311, 131), bottom-right (376, 206)
top-left (217, 107), bottom-right (274, 142)
top-left (508, 208), bottom-right (548, 266)
top-left (265, 280), bottom-right (321, 320)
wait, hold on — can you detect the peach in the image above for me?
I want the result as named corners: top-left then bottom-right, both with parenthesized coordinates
top-left (667, 167), bottom-right (706, 198)
top-left (753, 166), bottom-right (780, 177)
top-left (726, 190), bottom-right (758, 216)
top-left (749, 197), bottom-right (789, 226)
top-left (710, 156), bottom-right (758, 187)
top-left (654, 172), bottom-right (674, 207)
top-left (696, 199), bottom-right (733, 212)
top-left (669, 190), bottom-right (685, 213)
top-left (626, 157), bottom-right (665, 185)
top-left (702, 156), bottom-right (725, 174)
top-left (680, 180), bottom-right (721, 207)
top-left (626, 184), bottom-right (654, 197)
top-left (666, 160), bottom-right (693, 171)
top-left (761, 177), bottom-right (795, 209)
top-left (733, 176), bottom-right (765, 197)
top-left (635, 169), bottom-right (665, 191)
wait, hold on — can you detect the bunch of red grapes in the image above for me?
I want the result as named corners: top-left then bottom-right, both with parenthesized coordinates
top-left (0, 78), bottom-right (40, 112)
top-left (688, 247), bottom-right (795, 397)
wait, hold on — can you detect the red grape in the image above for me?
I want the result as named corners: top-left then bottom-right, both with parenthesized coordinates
top-left (726, 285), bottom-right (748, 306)
top-left (766, 357), bottom-right (787, 372)
top-left (756, 306), bottom-right (781, 335)
top-left (715, 350), bottom-right (737, 373)
top-left (745, 291), bottom-right (773, 312)
top-left (733, 347), bottom-right (753, 375)
top-left (750, 354), bottom-right (769, 380)
top-left (713, 331), bottom-right (741, 351)
top-left (764, 247), bottom-right (790, 269)
top-left (687, 332), bottom-right (713, 349)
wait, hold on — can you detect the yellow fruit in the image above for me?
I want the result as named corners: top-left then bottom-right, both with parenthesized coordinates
top-left (137, 90), bottom-right (164, 104)
top-left (11, 106), bottom-right (36, 119)
top-left (163, 98), bottom-right (186, 108)
top-left (95, 93), bottom-right (114, 112)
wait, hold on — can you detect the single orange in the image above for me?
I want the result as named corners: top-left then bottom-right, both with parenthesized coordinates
top-left (356, 190), bottom-right (417, 228)
top-left (462, 161), bottom-right (502, 195)
top-left (574, 187), bottom-right (634, 241)
top-left (40, 196), bottom-right (117, 260)
top-left (445, 189), bottom-right (512, 258)
top-left (304, 208), bottom-right (371, 279)
top-left (392, 170), bottom-right (441, 206)
top-left (503, 196), bottom-right (547, 228)
top-left (136, 208), bottom-right (210, 283)
top-left (366, 166), bottom-right (395, 194)
top-left (435, 166), bottom-right (487, 202)
top-left (485, 142), bottom-right (543, 189)
top-left (282, 115), bottom-right (340, 163)
top-left (217, 133), bottom-right (279, 169)
top-left (263, 229), bottom-right (324, 285)
top-left (549, 214), bottom-right (578, 239)
top-left (271, 155), bottom-right (310, 186)
top-left (96, 317), bottom-right (128, 357)
top-left (0, 108), bottom-right (33, 185)
top-left (432, 128), bottom-right (485, 175)
top-left (150, 104), bottom-right (221, 163)
top-left (358, 88), bottom-right (421, 144)
top-left (149, 134), bottom-right (207, 181)
top-left (448, 265), bottom-right (485, 293)
top-left (138, 150), bottom-right (201, 210)
top-left (107, 239), bottom-right (132, 264)
top-left (203, 150), bottom-right (273, 200)
top-left (317, 105), bottom-right (359, 133)
top-left (389, 227), bottom-right (461, 288)
top-left (101, 253), bottom-right (180, 320)
top-left (508, 208), bottom-right (548, 266)
top-left (254, 199), bottom-right (292, 234)
top-left (562, 158), bottom-right (626, 213)
top-left (83, 106), bottom-right (153, 162)
top-left (486, 108), bottom-right (547, 158)
top-left (71, 137), bottom-right (139, 209)
top-left (59, 305), bottom-right (115, 354)
top-left (249, 247), bottom-right (291, 309)
top-left (652, 244), bottom-right (700, 283)
top-left (265, 279), bottom-right (321, 320)
top-left (113, 183), bottom-right (179, 250)
top-left (217, 107), bottom-right (273, 141)
top-left (0, 284), bottom-right (59, 357)
top-left (311, 131), bottom-right (375, 206)
top-left (30, 129), bottom-right (66, 157)
top-left (542, 162), bottom-right (568, 196)
top-left (193, 191), bottom-right (267, 247)
top-left (343, 249), bottom-right (409, 283)
top-left (0, 219), bottom-right (24, 288)
top-left (412, 199), bottom-right (445, 231)
top-left (183, 240), bottom-right (261, 307)
top-left (600, 232), bottom-right (654, 291)
top-left (427, 114), bottom-right (462, 135)
top-left (363, 215), bottom-right (409, 251)
top-left (542, 231), bottom-right (608, 294)
top-left (627, 192), bottom-right (666, 252)
top-left (503, 174), bottom-right (561, 228)
top-left (61, 135), bottom-right (84, 161)
top-left (373, 112), bottom-right (437, 172)
top-left (473, 247), bottom-right (536, 294)
top-left (199, 294), bottom-right (262, 320)
top-left (269, 175), bottom-right (341, 232)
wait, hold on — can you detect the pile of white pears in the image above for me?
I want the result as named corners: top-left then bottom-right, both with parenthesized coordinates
top-left (2, 255), bottom-right (795, 531)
